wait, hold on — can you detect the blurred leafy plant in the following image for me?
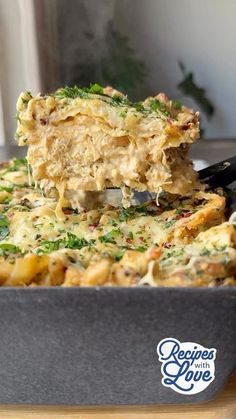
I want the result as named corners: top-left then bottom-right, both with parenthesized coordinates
top-left (101, 23), bottom-right (147, 97)
top-left (178, 61), bottom-right (214, 119)
top-left (72, 23), bottom-right (147, 98)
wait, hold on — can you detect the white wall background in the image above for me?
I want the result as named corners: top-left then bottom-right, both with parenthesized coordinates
top-left (0, 0), bottom-right (40, 145)
top-left (1, 0), bottom-right (236, 141)
top-left (115, 0), bottom-right (236, 138)
top-left (0, 0), bottom-right (26, 144)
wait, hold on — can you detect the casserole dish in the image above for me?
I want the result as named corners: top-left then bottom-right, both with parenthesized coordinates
top-left (1, 84), bottom-right (236, 402)
top-left (0, 286), bottom-right (235, 404)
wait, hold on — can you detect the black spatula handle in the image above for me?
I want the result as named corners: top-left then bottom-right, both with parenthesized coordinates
top-left (198, 155), bottom-right (236, 188)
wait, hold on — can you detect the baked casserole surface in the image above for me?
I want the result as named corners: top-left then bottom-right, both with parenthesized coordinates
top-left (0, 158), bottom-right (235, 287)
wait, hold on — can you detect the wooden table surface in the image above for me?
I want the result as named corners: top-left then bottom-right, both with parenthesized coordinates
top-left (0, 372), bottom-right (235, 419)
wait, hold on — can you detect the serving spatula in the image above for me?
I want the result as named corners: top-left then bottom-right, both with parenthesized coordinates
top-left (198, 155), bottom-right (236, 189)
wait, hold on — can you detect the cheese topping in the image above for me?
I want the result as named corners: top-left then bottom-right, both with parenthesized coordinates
top-left (0, 158), bottom-right (235, 287)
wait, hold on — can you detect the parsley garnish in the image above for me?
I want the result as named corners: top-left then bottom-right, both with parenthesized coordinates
top-left (21, 92), bottom-right (32, 105)
top-left (52, 83), bottom-right (173, 117)
top-left (165, 219), bottom-right (176, 229)
top-left (8, 158), bottom-right (28, 172)
top-left (87, 83), bottom-right (104, 94)
top-left (149, 99), bottom-right (170, 116)
top-left (200, 247), bottom-right (211, 256)
top-left (175, 208), bottom-right (185, 215)
top-left (172, 99), bottom-right (182, 110)
top-left (109, 219), bottom-right (118, 227)
top-left (54, 83), bottom-right (104, 99)
top-left (65, 233), bottom-right (95, 249)
top-left (119, 208), bottom-right (133, 222)
top-left (113, 248), bottom-right (126, 261)
top-left (98, 229), bottom-right (121, 244)
top-left (135, 245), bottom-right (148, 253)
top-left (0, 243), bottom-right (21, 256)
top-left (0, 214), bottom-right (9, 240)
top-left (0, 185), bottom-right (13, 193)
top-left (37, 233), bottom-right (95, 254)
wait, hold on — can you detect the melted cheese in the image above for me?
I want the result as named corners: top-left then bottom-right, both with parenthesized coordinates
top-left (0, 158), bottom-right (235, 287)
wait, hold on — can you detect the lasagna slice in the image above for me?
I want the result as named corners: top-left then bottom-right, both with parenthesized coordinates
top-left (16, 85), bottom-right (200, 209)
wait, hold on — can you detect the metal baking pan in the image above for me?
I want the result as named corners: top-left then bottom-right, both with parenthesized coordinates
top-left (0, 159), bottom-right (236, 405)
top-left (0, 287), bottom-right (235, 404)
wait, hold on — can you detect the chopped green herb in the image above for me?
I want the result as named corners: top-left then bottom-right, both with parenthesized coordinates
top-left (109, 219), bottom-right (118, 227)
top-left (175, 208), bottom-right (185, 215)
top-left (52, 84), bottom-right (172, 117)
top-left (119, 208), bottom-right (133, 222)
top-left (54, 83), bottom-right (104, 100)
top-left (113, 248), bottom-right (126, 261)
top-left (37, 233), bottom-right (95, 253)
top-left (149, 99), bottom-right (170, 117)
top-left (54, 86), bottom-right (89, 99)
top-left (0, 214), bottom-right (9, 239)
top-left (15, 111), bottom-right (21, 122)
top-left (172, 99), bottom-right (182, 110)
top-left (200, 247), bottom-right (211, 256)
top-left (38, 239), bottom-right (62, 253)
top-left (99, 229), bottom-right (121, 244)
top-left (65, 233), bottom-right (95, 249)
top-left (217, 245), bottom-right (227, 251)
top-left (160, 248), bottom-right (184, 267)
top-left (135, 245), bottom-right (148, 253)
top-left (0, 243), bottom-right (21, 256)
top-left (127, 231), bottom-right (134, 239)
top-left (136, 229), bottom-right (145, 235)
top-left (0, 185), bottom-right (13, 193)
top-left (111, 95), bottom-right (130, 107)
top-left (2, 197), bottom-right (11, 205)
top-left (119, 109), bottom-right (127, 118)
top-left (132, 101), bottom-right (146, 113)
top-left (165, 219), bottom-right (176, 229)
top-left (88, 83), bottom-right (104, 94)
top-left (7, 158), bottom-right (28, 172)
top-left (21, 92), bottom-right (32, 105)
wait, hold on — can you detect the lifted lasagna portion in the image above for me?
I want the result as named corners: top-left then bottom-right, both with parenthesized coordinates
top-left (16, 85), bottom-right (200, 208)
